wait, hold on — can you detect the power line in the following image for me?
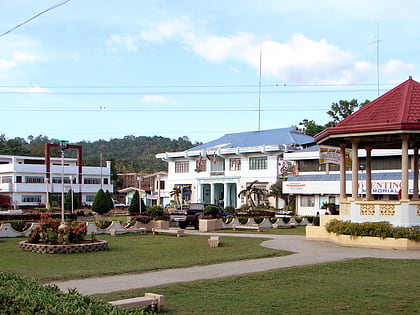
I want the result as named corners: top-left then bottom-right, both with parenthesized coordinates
top-left (0, 88), bottom-right (388, 96)
top-left (0, 0), bottom-right (71, 38)
top-left (0, 83), bottom-right (395, 89)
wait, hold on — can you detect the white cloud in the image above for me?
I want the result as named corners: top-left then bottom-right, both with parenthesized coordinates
top-left (383, 60), bottom-right (416, 74)
top-left (106, 34), bottom-right (141, 52)
top-left (141, 95), bottom-right (169, 103)
top-left (107, 17), bottom-right (193, 51)
top-left (0, 51), bottom-right (38, 71)
top-left (183, 32), bottom-right (414, 84)
top-left (0, 86), bottom-right (50, 94)
top-left (106, 16), bottom-right (415, 84)
top-left (139, 17), bottom-right (192, 42)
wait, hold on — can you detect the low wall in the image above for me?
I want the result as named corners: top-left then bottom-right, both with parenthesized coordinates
top-left (306, 215), bottom-right (420, 251)
top-left (19, 240), bottom-right (109, 254)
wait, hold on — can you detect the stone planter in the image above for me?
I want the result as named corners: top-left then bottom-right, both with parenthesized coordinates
top-left (199, 218), bottom-right (223, 232)
top-left (151, 220), bottom-right (169, 230)
top-left (19, 240), bottom-right (109, 254)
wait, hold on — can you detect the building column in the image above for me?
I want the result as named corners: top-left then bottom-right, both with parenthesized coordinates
top-left (224, 183), bottom-right (229, 208)
top-left (340, 143), bottom-right (347, 200)
top-left (413, 146), bottom-right (419, 200)
top-left (210, 183), bottom-right (215, 204)
top-left (401, 135), bottom-right (410, 200)
top-left (351, 138), bottom-right (360, 200)
top-left (365, 147), bottom-right (373, 200)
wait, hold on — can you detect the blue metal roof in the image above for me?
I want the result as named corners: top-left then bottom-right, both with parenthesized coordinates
top-left (189, 127), bottom-right (315, 151)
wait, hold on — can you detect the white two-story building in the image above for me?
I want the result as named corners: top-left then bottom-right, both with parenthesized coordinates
top-left (156, 127), bottom-right (314, 208)
top-left (0, 145), bottom-right (112, 208)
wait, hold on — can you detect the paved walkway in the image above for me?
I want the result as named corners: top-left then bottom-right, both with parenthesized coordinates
top-left (52, 232), bottom-right (420, 295)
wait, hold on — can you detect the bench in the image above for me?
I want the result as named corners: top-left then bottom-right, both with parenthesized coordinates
top-left (232, 224), bottom-right (263, 232)
top-left (109, 293), bottom-right (165, 311)
top-left (208, 236), bottom-right (219, 248)
top-left (110, 228), bottom-right (146, 236)
top-left (152, 228), bottom-right (184, 237)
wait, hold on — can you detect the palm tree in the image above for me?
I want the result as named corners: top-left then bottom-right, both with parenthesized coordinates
top-left (268, 179), bottom-right (286, 209)
top-left (238, 180), bottom-right (260, 208)
top-left (170, 186), bottom-right (182, 205)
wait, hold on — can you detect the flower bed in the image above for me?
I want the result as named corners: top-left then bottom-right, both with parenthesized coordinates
top-left (19, 240), bottom-right (108, 254)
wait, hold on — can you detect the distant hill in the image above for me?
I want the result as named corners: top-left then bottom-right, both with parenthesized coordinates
top-left (0, 134), bottom-right (200, 174)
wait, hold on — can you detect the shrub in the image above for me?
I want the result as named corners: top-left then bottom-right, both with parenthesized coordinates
top-left (294, 217), bottom-right (303, 223)
top-left (28, 214), bottom-right (87, 244)
top-left (224, 206), bottom-right (236, 214)
top-left (254, 217), bottom-right (264, 224)
top-left (95, 219), bottom-right (112, 229)
top-left (92, 189), bottom-right (111, 215)
top-left (146, 205), bottom-right (165, 218)
top-left (0, 272), bottom-right (149, 314)
top-left (325, 219), bottom-right (420, 241)
top-left (203, 205), bottom-right (220, 218)
top-left (9, 220), bottom-right (30, 232)
top-left (238, 217), bottom-right (249, 224)
top-left (132, 215), bottom-right (151, 224)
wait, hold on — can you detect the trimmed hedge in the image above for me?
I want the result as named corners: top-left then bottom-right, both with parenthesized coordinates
top-left (0, 272), bottom-right (151, 314)
top-left (325, 219), bottom-right (420, 241)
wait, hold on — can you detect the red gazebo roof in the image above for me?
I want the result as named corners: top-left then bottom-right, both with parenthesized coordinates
top-left (315, 77), bottom-right (420, 148)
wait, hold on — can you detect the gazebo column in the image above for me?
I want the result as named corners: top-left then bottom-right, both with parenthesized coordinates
top-left (413, 146), bottom-right (419, 200)
top-left (401, 135), bottom-right (409, 200)
top-left (340, 143), bottom-right (347, 200)
top-left (351, 138), bottom-right (360, 200)
top-left (365, 147), bottom-right (373, 200)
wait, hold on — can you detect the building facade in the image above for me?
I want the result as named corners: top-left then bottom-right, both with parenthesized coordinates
top-left (0, 154), bottom-right (112, 208)
top-left (283, 146), bottom-right (420, 216)
top-left (156, 127), bottom-right (314, 208)
top-left (117, 171), bottom-right (169, 206)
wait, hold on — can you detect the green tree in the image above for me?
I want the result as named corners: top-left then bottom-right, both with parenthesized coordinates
top-left (170, 186), bottom-right (182, 204)
top-left (299, 119), bottom-right (326, 136)
top-left (327, 99), bottom-right (370, 123)
top-left (128, 191), bottom-right (140, 214)
top-left (64, 189), bottom-right (79, 211)
top-left (91, 189), bottom-right (110, 215)
top-left (268, 179), bottom-right (288, 209)
top-left (105, 190), bottom-right (114, 210)
top-left (238, 180), bottom-right (267, 208)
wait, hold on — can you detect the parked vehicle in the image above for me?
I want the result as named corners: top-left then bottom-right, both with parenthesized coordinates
top-left (112, 200), bottom-right (127, 207)
top-left (170, 203), bottom-right (233, 230)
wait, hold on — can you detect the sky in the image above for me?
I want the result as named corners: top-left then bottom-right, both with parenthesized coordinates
top-left (1, 0), bottom-right (419, 144)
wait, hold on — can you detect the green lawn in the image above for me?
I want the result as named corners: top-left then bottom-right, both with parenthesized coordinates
top-left (0, 234), bottom-right (289, 281)
top-left (94, 258), bottom-right (420, 315)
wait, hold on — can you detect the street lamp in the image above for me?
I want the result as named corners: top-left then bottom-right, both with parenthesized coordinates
top-left (359, 163), bottom-right (366, 199)
top-left (59, 140), bottom-right (69, 225)
top-left (69, 176), bottom-right (74, 214)
top-left (137, 176), bottom-right (142, 213)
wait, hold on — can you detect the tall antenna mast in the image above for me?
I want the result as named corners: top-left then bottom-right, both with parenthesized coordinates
top-left (258, 40), bottom-right (262, 130)
top-left (370, 23), bottom-right (382, 96)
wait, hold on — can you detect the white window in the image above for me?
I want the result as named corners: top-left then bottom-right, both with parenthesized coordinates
top-left (301, 196), bottom-right (315, 207)
top-left (22, 195), bottom-right (41, 203)
top-left (249, 156), bottom-right (267, 170)
top-left (25, 176), bottom-right (44, 183)
top-left (230, 158), bottom-right (241, 171)
top-left (175, 161), bottom-right (189, 173)
top-left (84, 178), bottom-right (101, 184)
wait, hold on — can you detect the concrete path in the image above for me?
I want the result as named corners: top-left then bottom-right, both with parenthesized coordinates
top-left (52, 232), bottom-right (420, 295)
